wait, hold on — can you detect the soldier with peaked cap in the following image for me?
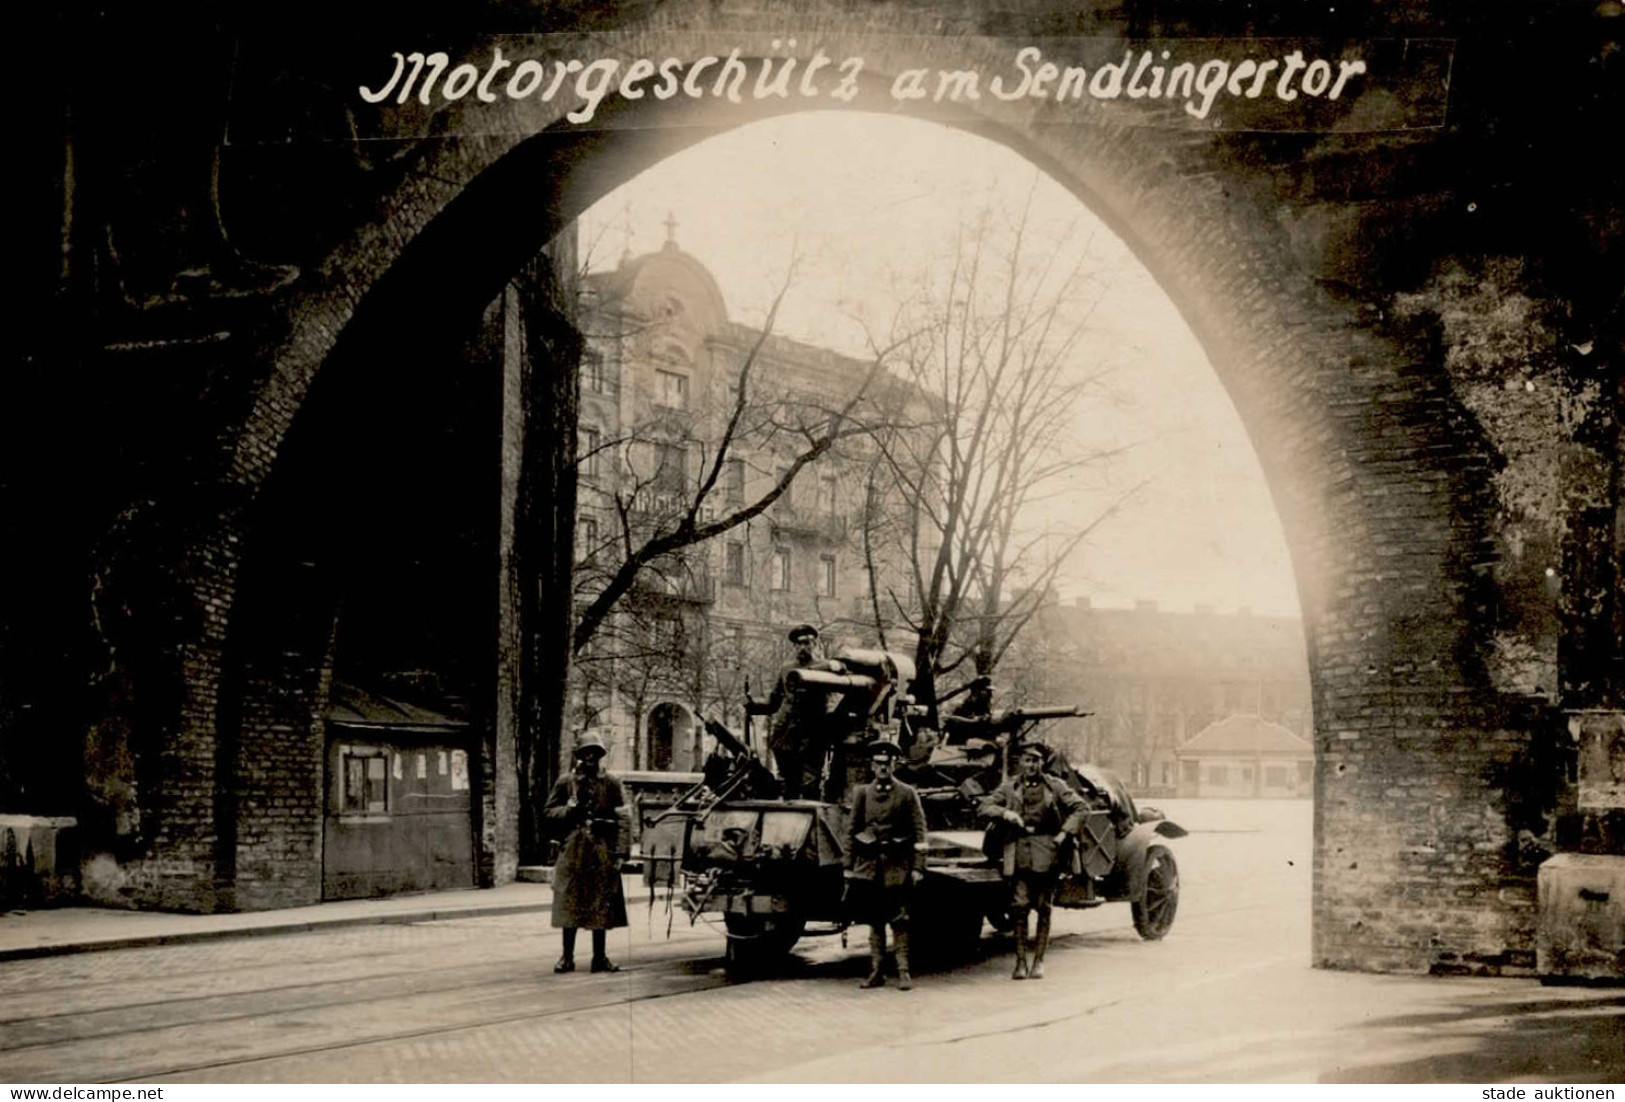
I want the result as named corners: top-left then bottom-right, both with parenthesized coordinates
top-left (979, 741), bottom-right (1087, 980)
top-left (843, 738), bottom-right (928, 990)
top-left (755, 623), bottom-right (836, 799)
top-left (543, 732), bottom-right (631, 974)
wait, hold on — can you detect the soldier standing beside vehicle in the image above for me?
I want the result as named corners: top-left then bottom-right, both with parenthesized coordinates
top-left (754, 623), bottom-right (834, 799)
top-left (980, 742), bottom-right (1087, 980)
top-left (543, 733), bottom-right (630, 975)
top-left (844, 739), bottom-right (927, 991)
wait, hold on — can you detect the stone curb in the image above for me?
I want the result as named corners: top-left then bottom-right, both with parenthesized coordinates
top-left (0, 886), bottom-right (655, 963)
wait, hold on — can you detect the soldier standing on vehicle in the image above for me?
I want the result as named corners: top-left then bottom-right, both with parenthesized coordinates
top-left (543, 733), bottom-right (630, 975)
top-left (754, 623), bottom-right (833, 799)
top-left (980, 742), bottom-right (1087, 980)
top-left (844, 739), bottom-right (927, 990)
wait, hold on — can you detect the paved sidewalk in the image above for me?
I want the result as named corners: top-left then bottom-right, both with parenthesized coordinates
top-left (0, 876), bottom-right (653, 961)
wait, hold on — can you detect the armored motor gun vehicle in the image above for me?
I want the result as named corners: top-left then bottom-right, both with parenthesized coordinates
top-left (640, 648), bottom-right (1185, 977)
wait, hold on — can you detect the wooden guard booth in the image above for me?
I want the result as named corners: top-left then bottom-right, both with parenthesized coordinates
top-left (323, 683), bottom-right (475, 900)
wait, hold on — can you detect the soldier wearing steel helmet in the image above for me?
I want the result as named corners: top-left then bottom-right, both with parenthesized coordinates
top-left (543, 732), bottom-right (631, 975)
top-left (843, 738), bottom-right (927, 990)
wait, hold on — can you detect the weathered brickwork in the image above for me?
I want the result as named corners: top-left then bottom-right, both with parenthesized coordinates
top-left (6, 4), bottom-right (1617, 969)
top-left (230, 645), bottom-right (331, 912)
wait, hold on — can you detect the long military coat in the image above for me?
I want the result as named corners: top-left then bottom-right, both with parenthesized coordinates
top-left (843, 779), bottom-right (927, 888)
top-left (543, 771), bottom-right (629, 930)
top-left (765, 657), bottom-right (834, 753)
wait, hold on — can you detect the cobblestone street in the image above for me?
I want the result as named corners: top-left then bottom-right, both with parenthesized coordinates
top-left (2, 802), bottom-right (1619, 1083)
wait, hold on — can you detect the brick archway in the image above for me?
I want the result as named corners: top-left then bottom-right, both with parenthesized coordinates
top-left (148, 19), bottom-right (1609, 973)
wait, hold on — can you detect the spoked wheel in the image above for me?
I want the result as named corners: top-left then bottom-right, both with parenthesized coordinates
top-left (1131, 845), bottom-right (1179, 940)
top-left (723, 913), bottom-right (804, 979)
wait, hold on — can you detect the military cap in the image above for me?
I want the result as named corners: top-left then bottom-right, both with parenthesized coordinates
top-left (868, 738), bottom-right (904, 758)
top-left (1018, 741), bottom-right (1049, 760)
top-left (787, 623), bottom-right (819, 643)
top-left (573, 731), bottom-right (609, 759)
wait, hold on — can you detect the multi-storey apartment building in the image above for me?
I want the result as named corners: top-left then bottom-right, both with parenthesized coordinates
top-left (569, 232), bottom-right (927, 771)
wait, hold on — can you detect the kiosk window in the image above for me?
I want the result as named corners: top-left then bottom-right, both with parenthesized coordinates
top-left (343, 750), bottom-right (389, 813)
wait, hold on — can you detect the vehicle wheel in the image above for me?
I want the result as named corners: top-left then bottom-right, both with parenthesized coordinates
top-left (1131, 846), bottom-right (1179, 940)
top-left (723, 913), bottom-right (803, 979)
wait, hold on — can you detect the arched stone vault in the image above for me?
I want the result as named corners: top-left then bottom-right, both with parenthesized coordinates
top-left (15, 3), bottom-right (1618, 975)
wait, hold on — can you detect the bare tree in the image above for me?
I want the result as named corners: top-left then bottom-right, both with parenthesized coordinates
top-left (858, 188), bottom-right (1146, 715)
top-left (569, 267), bottom-right (903, 659)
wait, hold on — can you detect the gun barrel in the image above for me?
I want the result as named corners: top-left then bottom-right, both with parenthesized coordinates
top-left (1006, 705), bottom-right (1090, 721)
top-left (785, 668), bottom-right (880, 692)
top-left (703, 717), bottom-right (750, 758)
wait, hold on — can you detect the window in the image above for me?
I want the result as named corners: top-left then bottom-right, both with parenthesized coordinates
top-left (1162, 761), bottom-right (1175, 786)
top-left (724, 542), bottom-right (746, 587)
top-left (1208, 765), bottom-right (1229, 786)
top-left (656, 369), bottom-right (689, 409)
top-left (724, 458), bottom-right (745, 505)
top-left (1182, 761), bottom-right (1199, 784)
top-left (774, 466), bottom-right (794, 512)
top-left (576, 516), bottom-right (598, 564)
top-left (580, 426), bottom-right (601, 479)
top-left (820, 475), bottom-right (838, 515)
top-left (728, 624), bottom-right (745, 665)
top-left (341, 748), bottom-right (389, 814)
top-left (771, 547), bottom-right (791, 591)
top-left (1297, 760), bottom-right (1314, 784)
top-left (580, 349), bottom-right (605, 394)
top-left (651, 615), bottom-right (685, 655)
top-left (1265, 765), bottom-right (1289, 788)
top-left (818, 554), bottom-right (836, 597)
top-left (654, 443), bottom-right (686, 492)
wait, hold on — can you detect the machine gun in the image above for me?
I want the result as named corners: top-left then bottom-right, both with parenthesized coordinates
top-left (942, 704), bottom-right (1092, 751)
top-left (648, 717), bottom-right (780, 827)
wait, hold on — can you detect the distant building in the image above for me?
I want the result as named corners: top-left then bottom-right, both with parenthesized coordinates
top-left (1028, 598), bottom-right (1312, 798)
top-left (1176, 715), bottom-right (1314, 798)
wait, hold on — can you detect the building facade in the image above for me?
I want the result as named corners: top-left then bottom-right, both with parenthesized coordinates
top-left (1176, 715), bottom-right (1315, 799)
top-left (569, 233), bottom-right (926, 771)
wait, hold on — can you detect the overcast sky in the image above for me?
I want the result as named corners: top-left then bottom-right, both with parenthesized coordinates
top-left (580, 112), bottom-right (1300, 618)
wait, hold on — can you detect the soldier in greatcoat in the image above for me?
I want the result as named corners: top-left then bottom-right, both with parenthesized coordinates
top-left (843, 739), bottom-right (927, 990)
top-left (979, 741), bottom-right (1087, 979)
top-left (754, 623), bottom-right (836, 798)
top-left (543, 733), bottom-right (630, 974)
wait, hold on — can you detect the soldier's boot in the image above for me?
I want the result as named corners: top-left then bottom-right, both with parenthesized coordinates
top-left (589, 929), bottom-right (619, 973)
top-left (555, 928), bottom-right (577, 974)
top-left (1011, 914), bottom-right (1030, 980)
top-left (861, 927), bottom-right (887, 988)
top-left (1029, 908), bottom-right (1052, 980)
top-left (893, 927), bottom-right (913, 991)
